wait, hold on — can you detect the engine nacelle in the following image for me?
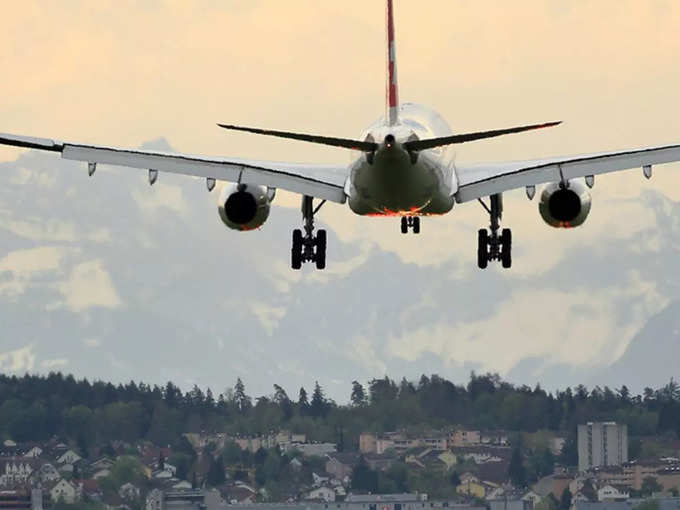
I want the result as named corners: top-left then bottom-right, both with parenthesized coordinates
top-left (538, 180), bottom-right (592, 228)
top-left (218, 183), bottom-right (275, 231)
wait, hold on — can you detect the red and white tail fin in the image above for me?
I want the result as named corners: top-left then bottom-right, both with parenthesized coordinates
top-left (386, 0), bottom-right (400, 126)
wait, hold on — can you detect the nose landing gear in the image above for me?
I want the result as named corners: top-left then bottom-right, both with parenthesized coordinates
top-left (400, 216), bottom-right (420, 234)
top-left (291, 196), bottom-right (326, 270)
top-left (477, 194), bottom-right (512, 269)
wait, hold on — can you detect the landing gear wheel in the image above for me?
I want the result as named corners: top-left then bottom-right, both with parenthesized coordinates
top-left (477, 229), bottom-right (489, 269)
top-left (292, 196), bottom-right (328, 270)
top-left (501, 228), bottom-right (512, 269)
top-left (315, 229), bottom-right (327, 270)
top-left (476, 194), bottom-right (513, 269)
top-left (291, 229), bottom-right (303, 270)
top-left (400, 216), bottom-right (421, 234)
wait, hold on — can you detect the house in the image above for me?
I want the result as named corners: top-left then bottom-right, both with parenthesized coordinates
top-left (488, 498), bottom-right (533, 510)
top-left (93, 468), bottom-right (111, 480)
top-left (56, 450), bottom-right (82, 465)
top-left (522, 491), bottom-right (542, 505)
top-left (172, 480), bottom-right (192, 490)
top-left (0, 458), bottom-right (40, 487)
top-left (451, 430), bottom-right (482, 447)
top-left (457, 473), bottom-right (498, 499)
top-left (290, 458), bottom-right (303, 471)
top-left (312, 472), bottom-right (330, 487)
top-left (50, 479), bottom-right (78, 504)
top-left (533, 474), bottom-right (574, 500)
top-left (360, 434), bottom-right (378, 454)
top-left (146, 488), bottom-right (163, 510)
top-left (481, 431), bottom-right (510, 446)
top-left (290, 442), bottom-right (337, 457)
top-left (23, 446), bottom-right (43, 458)
top-left (76, 479), bottom-right (102, 500)
top-left (35, 463), bottom-right (61, 483)
top-left (224, 484), bottom-right (257, 504)
top-left (597, 485), bottom-right (629, 501)
top-left (478, 460), bottom-right (511, 486)
top-left (304, 486), bottom-right (336, 502)
top-left (365, 453), bottom-right (398, 472)
top-left (58, 463), bottom-right (74, 475)
top-left (90, 457), bottom-right (115, 471)
top-left (119, 483), bottom-right (141, 500)
top-left (438, 450), bottom-right (458, 471)
top-left (153, 469), bottom-right (174, 480)
top-left (326, 453), bottom-right (360, 481)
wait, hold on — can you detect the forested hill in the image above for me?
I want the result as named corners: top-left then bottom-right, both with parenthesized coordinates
top-left (1, 372), bottom-right (679, 452)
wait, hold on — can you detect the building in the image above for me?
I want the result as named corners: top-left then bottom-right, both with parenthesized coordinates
top-left (146, 488), bottom-right (224, 510)
top-left (597, 485), bottom-right (629, 501)
top-left (49, 480), bottom-right (77, 504)
top-left (594, 460), bottom-right (680, 491)
top-left (360, 434), bottom-right (378, 454)
top-left (304, 487), bottom-right (336, 502)
top-left (326, 453), bottom-right (360, 481)
top-left (225, 500), bottom-right (483, 510)
top-left (488, 497), bottom-right (533, 510)
top-left (450, 430), bottom-right (481, 447)
top-left (578, 423), bottom-right (628, 472)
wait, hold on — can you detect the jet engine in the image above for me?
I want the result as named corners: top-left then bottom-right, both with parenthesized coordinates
top-left (218, 183), bottom-right (275, 231)
top-left (538, 180), bottom-right (592, 228)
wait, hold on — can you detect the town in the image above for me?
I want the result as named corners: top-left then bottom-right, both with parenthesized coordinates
top-left (1, 373), bottom-right (680, 510)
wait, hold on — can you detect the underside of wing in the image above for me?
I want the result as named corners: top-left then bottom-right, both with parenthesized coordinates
top-left (0, 133), bottom-right (348, 203)
top-left (455, 143), bottom-right (680, 203)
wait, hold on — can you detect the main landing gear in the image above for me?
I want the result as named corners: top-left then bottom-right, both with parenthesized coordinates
top-left (477, 193), bottom-right (512, 269)
top-left (400, 216), bottom-right (420, 234)
top-left (291, 195), bottom-right (327, 270)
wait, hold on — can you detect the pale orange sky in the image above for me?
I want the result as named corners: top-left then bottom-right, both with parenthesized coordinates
top-left (2, 1), bottom-right (680, 163)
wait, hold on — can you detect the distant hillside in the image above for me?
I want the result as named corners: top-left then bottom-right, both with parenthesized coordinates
top-left (594, 299), bottom-right (680, 391)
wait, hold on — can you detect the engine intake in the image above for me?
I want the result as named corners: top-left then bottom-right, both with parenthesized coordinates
top-left (218, 183), bottom-right (275, 231)
top-left (539, 181), bottom-right (591, 228)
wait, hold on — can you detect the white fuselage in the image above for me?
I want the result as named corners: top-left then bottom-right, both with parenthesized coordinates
top-left (346, 103), bottom-right (458, 216)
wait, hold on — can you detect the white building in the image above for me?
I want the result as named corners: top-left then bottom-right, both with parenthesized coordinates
top-left (597, 485), bottom-right (629, 501)
top-left (57, 450), bottom-right (82, 465)
top-left (50, 479), bottom-right (77, 504)
top-left (305, 487), bottom-right (336, 502)
top-left (577, 422), bottom-right (628, 472)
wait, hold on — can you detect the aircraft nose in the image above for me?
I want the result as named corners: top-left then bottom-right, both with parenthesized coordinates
top-left (384, 134), bottom-right (395, 148)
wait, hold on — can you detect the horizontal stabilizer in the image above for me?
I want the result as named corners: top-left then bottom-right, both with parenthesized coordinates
top-left (404, 121), bottom-right (562, 152)
top-left (218, 123), bottom-right (378, 152)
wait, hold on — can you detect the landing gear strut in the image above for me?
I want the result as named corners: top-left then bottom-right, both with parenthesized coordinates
top-left (477, 194), bottom-right (512, 269)
top-left (400, 216), bottom-right (420, 234)
top-left (291, 195), bottom-right (327, 270)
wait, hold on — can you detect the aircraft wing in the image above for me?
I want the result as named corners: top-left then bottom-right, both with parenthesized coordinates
top-left (0, 132), bottom-right (348, 203)
top-left (454, 143), bottom-right (680, 203)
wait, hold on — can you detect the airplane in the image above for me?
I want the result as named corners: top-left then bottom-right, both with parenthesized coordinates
top-left (2, 1), bottom-right (680, 271)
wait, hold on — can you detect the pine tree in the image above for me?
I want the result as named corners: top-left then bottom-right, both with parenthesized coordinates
top-left (509, 445), bottom-right (527, 488)
top-left (233, 378), bottom-right (252, 413)
top-left (298, 387), bottom-right (310, 415)
top-left (310, 381), bottom-right (328, 418)
top-left (350, 381), bottom-right (367, 407)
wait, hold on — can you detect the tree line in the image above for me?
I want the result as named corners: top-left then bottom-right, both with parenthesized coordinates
top-left (1, 371), bottom-right (679, 458)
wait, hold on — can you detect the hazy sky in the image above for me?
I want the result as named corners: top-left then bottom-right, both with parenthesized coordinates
top-left (2, 1), bottom-right (680, 401)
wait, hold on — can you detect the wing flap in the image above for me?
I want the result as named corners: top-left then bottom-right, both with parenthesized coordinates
top-left (455, 144), bottom-right (680, 202)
